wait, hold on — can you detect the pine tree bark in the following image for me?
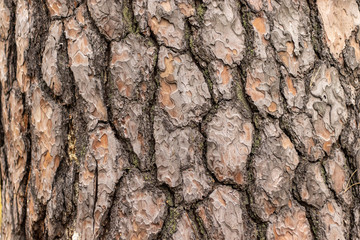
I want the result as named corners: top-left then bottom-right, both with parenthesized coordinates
top-left (0, 0), bottom-right (360, 239)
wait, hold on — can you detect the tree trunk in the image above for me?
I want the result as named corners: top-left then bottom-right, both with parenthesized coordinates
top-left (0, 0), bottom-right (360, 239)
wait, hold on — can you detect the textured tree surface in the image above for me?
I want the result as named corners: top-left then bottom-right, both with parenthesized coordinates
top-left (1, 0), bottom-right (360, 239)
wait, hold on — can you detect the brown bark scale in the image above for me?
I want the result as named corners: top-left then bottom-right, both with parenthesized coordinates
top-left (0, 0), bottom-right (360, 239)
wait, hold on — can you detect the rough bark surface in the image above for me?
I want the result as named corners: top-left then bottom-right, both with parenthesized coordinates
top-left (0, 0), bottom-right (360, 239)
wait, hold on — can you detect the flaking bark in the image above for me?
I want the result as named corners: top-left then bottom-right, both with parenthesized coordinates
top-left (0, 0), bottom-right (360, 239)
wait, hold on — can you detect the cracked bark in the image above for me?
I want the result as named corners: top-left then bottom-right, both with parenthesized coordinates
top-left (1, 0), bottom-right (360, 239)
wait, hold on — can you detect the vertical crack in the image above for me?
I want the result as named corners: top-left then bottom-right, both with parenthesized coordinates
top-left (92, 153), bottom-right (98, 236)
top-left (306, 0), bottom-right (323, 60)
top-left (291, 183), bottom-right (320, 240)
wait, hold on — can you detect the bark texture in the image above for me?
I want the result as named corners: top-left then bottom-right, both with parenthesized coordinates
top-left (0, 0), bottom-right (360, 239)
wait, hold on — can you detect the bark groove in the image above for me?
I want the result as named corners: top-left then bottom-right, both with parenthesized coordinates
top-left (0, 0), bottom-right (360, 239)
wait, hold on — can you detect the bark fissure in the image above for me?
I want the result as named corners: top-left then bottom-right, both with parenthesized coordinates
top-left (1, 0), bottom-right (360, 239)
